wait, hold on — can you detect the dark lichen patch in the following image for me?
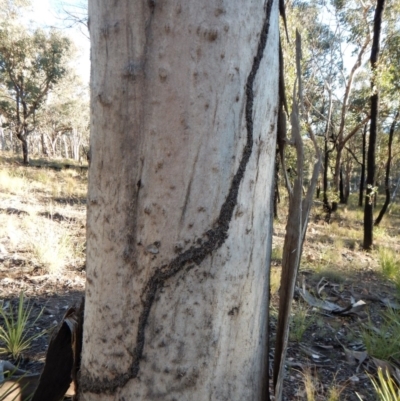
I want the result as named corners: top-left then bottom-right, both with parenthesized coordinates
top-left (228, 306), bottom-right (240, 316)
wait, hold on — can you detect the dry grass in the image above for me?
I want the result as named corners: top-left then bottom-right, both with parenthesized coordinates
top-left (25, 217), bottom-right (74, 274)
top-left (270, 267), bottom-right (281, 294)
top-left (0, 154), bottom-right (87, 274)
top-left (298, 368), bottom-right (345, 401)
top-left (0, 169), bottom-right (27, 195)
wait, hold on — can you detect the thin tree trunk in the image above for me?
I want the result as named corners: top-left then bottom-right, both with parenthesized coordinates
top-left (63, 135), bottom-right (69, 159)
top-left (322, 138), bottom-right (334, 221)
top-left (359, 123), bottom-right (367, 207)
top-left (274, 151), bottom-right (280, 219)
top-left (339, 165), bottom-right (345, 203)
top-left (41, 132), bottom-right (48, 157)
top-left (344, 158), bottom-right (352, 204)
top-left (274, 31), bottom-right (322, 401)
top-left (0, 116), bottom-right (5, 151)
top-left (16, 132), bottom-right (29, 165)
top-left (387, 174), bottom-right (400, 214)
top-left (364, 0), bottom-right (385, 250)
top-left (321, 88), bottom-right (333, 221)
top-left (80, 1), bottom-right (279, 400)
top-left (374, 110), bottom-right (399, 225)
top-left (9, 130), bottom-right (13, 152)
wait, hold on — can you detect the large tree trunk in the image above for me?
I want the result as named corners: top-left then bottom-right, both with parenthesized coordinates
top-left (80, 1), bottom-right (279, 400)
top-left (364, 0), bottom-right (385, 250)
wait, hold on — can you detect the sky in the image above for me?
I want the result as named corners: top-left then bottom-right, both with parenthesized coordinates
top-left (23, 0), bottom-right (90, 84)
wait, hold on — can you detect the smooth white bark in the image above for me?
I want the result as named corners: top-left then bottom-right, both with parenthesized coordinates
top-left (81, 1), bottom-right (279, 400)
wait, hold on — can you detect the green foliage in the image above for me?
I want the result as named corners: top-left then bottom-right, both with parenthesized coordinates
top-left (0, 0), bottom-right (29, 20)
top-left (379, 248), bottom-right (400, 296)
top-left (0, 21), bottom-right (73, 162)
top-left (311, 267), bottom-right (346, 283)
top-left (271, 246), bottom-right (283, 261)
top-left (0, 292), bottom-right (44, 359)
top-left (361, 308), bottom-right (400, 362)
top-left (270, 267), bottom-right (281, 295)
top-left (289, 302), bottom-right (315, 342)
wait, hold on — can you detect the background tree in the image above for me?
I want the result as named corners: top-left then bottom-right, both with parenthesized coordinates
top-left (281, 0), bottom-right (372, 220)
top-left (59, 0), bottom-right (89, 39)
top-left (36, 72), bottom-right (89, 159)
top-left (364, 0), bottom-right (385, 250)
top-left (0, 24), bottom-right (72, 164)
top-left (375, 110), bottom-right (399, 225)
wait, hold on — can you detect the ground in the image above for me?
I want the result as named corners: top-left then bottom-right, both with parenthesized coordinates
top-left (0, 154), bottom-right (86, 383)
top-left (0, 152), bottom-right (399, 400)
top-left (271, 197), bottom-right (400, 400)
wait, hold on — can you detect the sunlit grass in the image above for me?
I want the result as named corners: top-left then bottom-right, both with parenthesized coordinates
top-left (271, 245), bottom-right (283, 261)
top-left (370, 368), bottom-right (400, 401)
top-left (300, 368), bottom-right (344, 401)
top-left (0, 169), bottom-right (27, 195)
top-left (270, 267), bottom-right (281, 295)
top-left (357, 368), bottom-right (400, 401)
top-left (25, 217), bottom-right (73, 274)
top-left (0, 161), bottom-right (87, 200)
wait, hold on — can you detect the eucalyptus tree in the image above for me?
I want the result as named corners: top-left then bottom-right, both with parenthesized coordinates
top-left (279, 0), bottom-right (338, 219)
top-left (59, 0), bottom-right (89, 39)
top-left (373, 2), bottom-right (400, 225)
top-left (374, 110), bottom-right (399, 225)
top-left (36, 72), bottom-right (89, 159)
top-left (0, 25), bottom-right (72, 164)
top-left (364, 0), bottom-right (385, 250)
top-left (282, 0), bottom-right (372, 218)
top-left (322, 0), bottom-right (375, 212)
top-left (80, 1), bottom-right (279, 400)
top-left (0, 0), bottom-right (29, 19)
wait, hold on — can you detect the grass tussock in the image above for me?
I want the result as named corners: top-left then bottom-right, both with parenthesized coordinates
top-left (361, 308), bottom-right (400, 362)
top-left (25, 217), bottom-right (74, 274)
top-left (290, 302), bottom-right (315, 342)
top-left (0, 169), bottom-right (27, 195)
top-left (378, 247), bottom-right (400, 296)
top-left (271, 246), bottom-right (283, 261)
top-left (357, 368), bottom-right (400, 401)
top-left (311, 267), bottom-right (346, 284)
top-left (270, 267), bottom-right (281, 295)
top-left (0, 292), bottom-right (45, 360)
top-left (299, 368), bottom-right (344, 401)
